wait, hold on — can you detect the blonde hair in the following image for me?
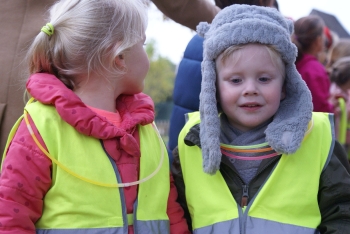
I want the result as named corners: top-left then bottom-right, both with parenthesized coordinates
top-left (26, 0), bottom-right (148, 90)
top-left (218, 43), bottom-right (286, 78)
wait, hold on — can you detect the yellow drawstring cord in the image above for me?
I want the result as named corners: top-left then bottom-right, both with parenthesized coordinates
top-left (24, 98), bottom-right (164, 187)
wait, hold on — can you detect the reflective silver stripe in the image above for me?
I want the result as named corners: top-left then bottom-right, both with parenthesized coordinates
top-left (246, 217), bottom-right (320, 234)
top-left (192, 217), bottom-right (319, 234)
top-left (36, 227), bottom-right (124, 234)
top-left (193, 219), bottom-right (240, 234)
top-left (106, 154), bottom-right (128, 232)
top-left (134, 220), bottom-right (170, 234)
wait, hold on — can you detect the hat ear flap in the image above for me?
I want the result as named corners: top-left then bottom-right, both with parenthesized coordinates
top-left (200, 60), bottom-right (221, 174)
top-left (265, 64), bottom-right (313, 154)
top-left (197, 22), bottom-right (211, 37)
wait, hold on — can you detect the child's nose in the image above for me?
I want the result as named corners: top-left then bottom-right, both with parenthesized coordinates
top-left (243, 81), bottom-right (258, 96)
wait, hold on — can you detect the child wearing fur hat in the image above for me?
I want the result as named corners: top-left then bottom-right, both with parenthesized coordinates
top-left (171, 4), bottom-right (350, 234)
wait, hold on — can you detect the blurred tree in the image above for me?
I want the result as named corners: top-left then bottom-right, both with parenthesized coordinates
top-left (143, 39), bottom-right (176, 104)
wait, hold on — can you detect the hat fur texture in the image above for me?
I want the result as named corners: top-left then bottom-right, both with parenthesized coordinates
top-left (197, 4), bottom-right (313, 174)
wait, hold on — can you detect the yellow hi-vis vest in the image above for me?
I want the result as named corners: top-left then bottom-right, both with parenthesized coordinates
top-left (5, 101), bottom-right (170, 234)
top-left (178, 111), bottom-right (334, 234)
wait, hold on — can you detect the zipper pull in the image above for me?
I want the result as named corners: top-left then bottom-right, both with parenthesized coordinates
top-left (241, 185), bottom-right (249, 207)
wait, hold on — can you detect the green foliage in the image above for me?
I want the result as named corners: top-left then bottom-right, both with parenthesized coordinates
top-left (143, 40), bottom-right (176, 104)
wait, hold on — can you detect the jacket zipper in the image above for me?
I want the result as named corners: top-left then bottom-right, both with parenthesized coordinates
top-left (221, 159), bottom-right (250, 207)
top-left (221, 154), bottom-right (281, 234)
top-left (241, 184), bottom-right (249, 207)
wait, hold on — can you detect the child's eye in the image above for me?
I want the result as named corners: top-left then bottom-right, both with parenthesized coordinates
top-left (231, 78), bottom-right (242, 84)
top-left (259, 77), bottom-right (270, 82)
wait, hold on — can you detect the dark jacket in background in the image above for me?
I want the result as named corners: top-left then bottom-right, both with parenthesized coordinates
top-left (168, 35), bottom-right (204, 161)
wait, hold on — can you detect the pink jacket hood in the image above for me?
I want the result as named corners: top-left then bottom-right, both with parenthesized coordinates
top-left (26, 73), bottom-right (155, 156)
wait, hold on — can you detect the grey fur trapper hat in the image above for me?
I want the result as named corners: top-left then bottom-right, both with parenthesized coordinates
top-left (197, 4), bottom-right (313, 174)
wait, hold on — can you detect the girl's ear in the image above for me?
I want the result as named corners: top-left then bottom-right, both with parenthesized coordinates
top-left (115, 54), bottom-right (126, 68)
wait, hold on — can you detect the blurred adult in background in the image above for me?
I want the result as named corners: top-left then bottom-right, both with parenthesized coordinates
top-left (292, 15), bottom-right (335, 113)
top-left (0, 0), bottom-right (220, 160)
top-left (0, 0), bottom-right (56, 160)
top-left (167, 0), bottom-right (276, 161)
top-left (152, 0), bottom-right (220, 31)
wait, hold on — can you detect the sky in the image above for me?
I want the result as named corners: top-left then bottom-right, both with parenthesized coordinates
top-left (145, 0), bottom-right (350, 65)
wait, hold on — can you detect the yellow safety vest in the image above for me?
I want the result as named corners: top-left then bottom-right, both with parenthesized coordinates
top-left (3, 101), bottom-right (170, 234)
top-left (178, 111), bottom-right (334, 234)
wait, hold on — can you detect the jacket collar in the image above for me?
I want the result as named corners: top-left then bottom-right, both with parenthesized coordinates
top-left (26, 73), bottom-right (155, 140)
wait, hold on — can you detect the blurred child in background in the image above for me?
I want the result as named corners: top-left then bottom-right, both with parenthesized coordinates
top-left (330, 56), bottom-right (350, 158)
top-left (292, 15), bottom-right (334, 113)
top-left (327, 39), bottom-right (350, 149)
